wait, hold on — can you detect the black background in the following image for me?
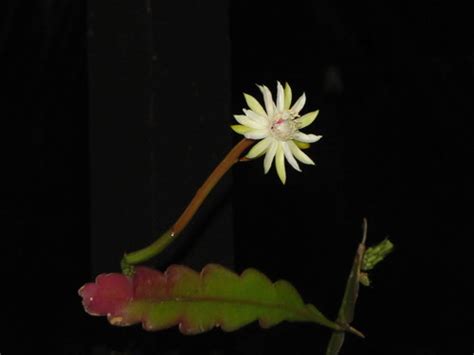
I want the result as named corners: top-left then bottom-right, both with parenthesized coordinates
top-left (2, 1), bottom-right (473, 354)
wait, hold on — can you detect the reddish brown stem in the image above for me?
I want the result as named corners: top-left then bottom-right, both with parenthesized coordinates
top-left (122, 138), bottom-right (254, 269)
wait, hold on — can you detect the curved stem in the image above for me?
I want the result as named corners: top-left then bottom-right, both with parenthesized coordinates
top-left (122, 138), bottom-right (254, 271)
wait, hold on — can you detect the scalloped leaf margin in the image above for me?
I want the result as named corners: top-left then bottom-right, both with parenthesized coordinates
top-left (79, 264), bottom-right (339, 334)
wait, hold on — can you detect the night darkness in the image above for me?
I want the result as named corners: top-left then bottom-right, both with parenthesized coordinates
top-left (2, 1), bottom-right (473, 354)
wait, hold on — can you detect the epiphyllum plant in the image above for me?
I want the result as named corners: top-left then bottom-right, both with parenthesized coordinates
top-left (79, 82), bottom-right (392, 354)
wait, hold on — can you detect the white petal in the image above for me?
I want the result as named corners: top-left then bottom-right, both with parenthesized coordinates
top-left (295, 110), bottom-right (319, 129)
top-left (243, 109), bottom-right (268, 126)
top-left (284, 82), bottom-right (292, 110)
top-left (246, 136), bottom-right (272, 159)
top-left (231, 124), bottom-right (252, 135)
top-left (294, 140), bottom-right (311, 149)
top-left (293, 131), bottom-right (322, 143)
top-left (243, 93), bottom-right (267, 117)
top-left (282, 141), bottom-right (301, 172)
top-left (275, 144), bottom-right (286, 184)
top-left (234, 114), bottom-right (265, 129)
top-left (257, 84), bottom-right (275, 116)
top-left (276, 81), bottom-right (284, 112)
top-left (244, 129), bottom-right (269, 140)
top-left (264, 140), bottom-right (278, 174)
top-left (290, 93), bottom-right (306, 115)
top-left (288, 140), bottom-right (315, 165)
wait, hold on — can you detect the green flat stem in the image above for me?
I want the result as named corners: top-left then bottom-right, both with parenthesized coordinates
top-left (325, 218), bottom-right (368, 355)
top-left (122, 138), bottom-right (254, 272)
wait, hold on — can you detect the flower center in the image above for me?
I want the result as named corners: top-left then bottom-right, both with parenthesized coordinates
top-left (270, 116), bottom-right (296, 141)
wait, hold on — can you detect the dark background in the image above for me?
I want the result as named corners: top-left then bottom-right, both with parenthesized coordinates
top-left (2, 0), bottom-right (473, 354)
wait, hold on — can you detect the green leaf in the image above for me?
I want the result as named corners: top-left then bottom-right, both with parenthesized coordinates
top-left (79, 264), bottom-right (346, 335)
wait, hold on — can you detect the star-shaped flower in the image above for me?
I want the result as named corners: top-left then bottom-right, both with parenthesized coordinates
top-left (232, 82), bottom-right (322, 184)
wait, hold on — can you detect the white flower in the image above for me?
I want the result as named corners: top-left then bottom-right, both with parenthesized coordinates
top-left (232, 82), bottom-right (322, 184)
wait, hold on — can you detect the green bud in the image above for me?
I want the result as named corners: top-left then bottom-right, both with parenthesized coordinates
top-left (362, 238), bottom-right (394, 271)
top-left (359, 272), bottom-right (371, 287)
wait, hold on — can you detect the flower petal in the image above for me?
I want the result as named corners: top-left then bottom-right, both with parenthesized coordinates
top-left (275, 144), bottom-right (286, 184)
top-left (293, 131), bottom-right (322, 143)
top-left (294, 141), bottom-right (310, 149)
top-left (264, 141), bottom-right (278, 174)
top-left (288, 140), bottom-right (315, 165)
top-left (243, 109), bottom-right (268, 126)
top-left (244, 93), bottom-right (267, 117)
top-left (234, 114), bottom-right (265, 129)
top-left (290, 93), bottom-right (306, 116)
top-left (282, 141), bottom-right (301, 172)
top-left (284, 82), bottom-right (292, 110)
top-left (276, 81), bottom-right (284, 112)
top-left (246, 136), bottom-right (272, 159)
top-left (244, 129), bottom-right (269, 140)
top-left (231, 124), bottom-right (252, 135)
top-left (295, 110), bottom-right (319, 129)
top-left (257, 85), bottom-right (275, 116)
